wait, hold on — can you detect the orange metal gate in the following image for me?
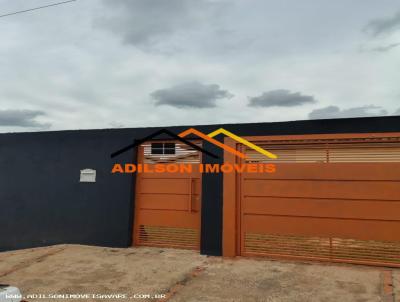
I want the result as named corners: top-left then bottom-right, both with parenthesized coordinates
top-left (133, 140), bottom-right (201, 249)
top-left (224, 133), bottom-right (400, 267)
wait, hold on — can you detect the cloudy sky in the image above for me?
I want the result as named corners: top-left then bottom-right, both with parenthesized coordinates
top-left (0, 0), bottom-right (399, 132)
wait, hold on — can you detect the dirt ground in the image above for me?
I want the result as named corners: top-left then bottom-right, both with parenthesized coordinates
top-left (0, 245), bottom-right (398, 302)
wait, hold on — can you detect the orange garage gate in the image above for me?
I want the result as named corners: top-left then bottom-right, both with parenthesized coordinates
top-left (224, 133), bottom-right (400, 267)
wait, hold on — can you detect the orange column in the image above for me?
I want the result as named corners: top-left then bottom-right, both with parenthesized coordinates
top-left (223, 137), bottom-right (238, 257)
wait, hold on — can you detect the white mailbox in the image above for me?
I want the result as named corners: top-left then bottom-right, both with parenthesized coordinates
top-left (80, 169), bottom-right (96, 183)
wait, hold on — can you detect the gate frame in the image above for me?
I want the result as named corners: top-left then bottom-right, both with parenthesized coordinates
top-left (222, 132), bottom-right (400, 257)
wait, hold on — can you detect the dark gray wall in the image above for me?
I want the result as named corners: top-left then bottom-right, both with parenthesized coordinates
top-left (0, 129), bottom-right (136, 251)
top-left (1, 116), bottom-right (400, 253)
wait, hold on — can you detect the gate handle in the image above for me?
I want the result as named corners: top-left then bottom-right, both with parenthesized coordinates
top-left (188, 178), bottom-right (195, 212)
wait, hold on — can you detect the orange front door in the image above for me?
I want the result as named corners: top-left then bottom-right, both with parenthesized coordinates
top-left (134, 141), bottom-right (202, 250)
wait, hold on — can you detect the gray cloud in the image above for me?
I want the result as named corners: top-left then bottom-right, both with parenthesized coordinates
top-left (98, 0), bottom-right (222, 48)
top-left (364, 11), bottom-right (400, 36)
top-left (151, 82), bottom-right (233, 108)
top-left (370, 42), bottom-right (400, 52)
top-left (248, 90), bottom-right (317, 108)
top-left (309, 105), bottom-right (387, 119)
top-left (0, 110), bottom-right (50, 128)
top-left (395, 108), bottom-right (400, 115)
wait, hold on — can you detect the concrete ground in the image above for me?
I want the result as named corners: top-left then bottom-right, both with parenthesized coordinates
top-left (0, 245), bottom-right (398, 302)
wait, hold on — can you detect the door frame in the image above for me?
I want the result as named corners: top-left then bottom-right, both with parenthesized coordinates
top-left (222, 132), bottom-right (400, 257)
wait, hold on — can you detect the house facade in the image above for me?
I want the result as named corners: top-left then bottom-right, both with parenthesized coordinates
top-left (1, 116), bottom-right (400, 267)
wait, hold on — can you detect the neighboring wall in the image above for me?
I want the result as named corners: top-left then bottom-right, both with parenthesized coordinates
top-left (1, 116), bottom-right (400, 253)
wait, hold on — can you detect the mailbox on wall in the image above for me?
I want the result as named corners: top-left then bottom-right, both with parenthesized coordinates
top-left (80, 169), bottom-right (96, 183)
